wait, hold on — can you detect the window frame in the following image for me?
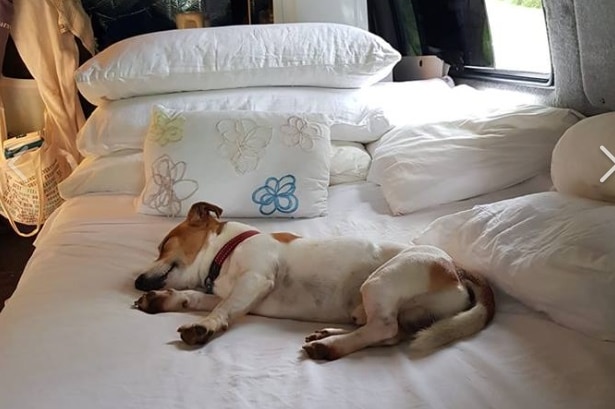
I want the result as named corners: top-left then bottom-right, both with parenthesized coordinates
top-left (450, 65), bottom-right (554, 87)
top-left (378, 0), bottom-right (555, 87)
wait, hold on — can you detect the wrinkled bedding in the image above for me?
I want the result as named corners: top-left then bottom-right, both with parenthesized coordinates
top-left (2, 177), bottom-right (615, 409)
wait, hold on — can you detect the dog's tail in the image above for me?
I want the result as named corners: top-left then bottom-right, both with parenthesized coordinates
top-left (409, 268), bottom-right (495, 352)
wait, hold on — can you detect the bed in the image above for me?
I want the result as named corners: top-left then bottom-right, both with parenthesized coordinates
top-left (2, 23), bottom-right (615, 409)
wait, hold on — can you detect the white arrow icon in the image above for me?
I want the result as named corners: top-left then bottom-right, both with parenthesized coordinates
top-left (600, 146), bottom-right (615, 183)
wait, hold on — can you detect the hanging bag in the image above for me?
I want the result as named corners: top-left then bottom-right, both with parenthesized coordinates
top-left (0, 120), bottom-right (64, 237)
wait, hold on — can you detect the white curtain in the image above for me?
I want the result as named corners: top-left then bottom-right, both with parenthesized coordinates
top-left (10, 0), bottom-right (95, 169)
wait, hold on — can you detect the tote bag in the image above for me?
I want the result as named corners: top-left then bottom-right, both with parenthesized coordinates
top-left (0, 123), bottom-right (64, 237)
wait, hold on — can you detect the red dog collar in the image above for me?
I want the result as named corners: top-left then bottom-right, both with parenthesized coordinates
top-left (204, 230), bottom-right (260, 294)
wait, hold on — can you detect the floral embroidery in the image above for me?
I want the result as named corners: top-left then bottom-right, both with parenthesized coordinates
top-left (280, 116), bottom-right (323, 151)
top-left (148, 108), bottom-right (186, 146)
top-left (252, 175), bottom-right (299, 216)
top-left (217, 119), bottom-right (272, 174)
top-left (143, 155), bottom-right (198, 216)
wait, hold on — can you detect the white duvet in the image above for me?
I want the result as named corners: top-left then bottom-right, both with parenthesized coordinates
top-left (2, 178), bottom-right (615, 409)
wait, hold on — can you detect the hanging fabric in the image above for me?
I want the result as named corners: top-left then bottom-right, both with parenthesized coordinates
top-left (10, 0), bottom-right (95, 169)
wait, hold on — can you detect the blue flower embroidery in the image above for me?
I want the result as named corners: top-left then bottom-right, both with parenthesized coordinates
top-left (252, 175), bottom-right (299, 216)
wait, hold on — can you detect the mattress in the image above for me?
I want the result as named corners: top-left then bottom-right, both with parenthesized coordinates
top-left (1, 177), bottom-right (615, 409)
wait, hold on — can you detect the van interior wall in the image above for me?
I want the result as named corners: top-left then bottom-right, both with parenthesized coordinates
top-left (455, 0), bottom-right (611, 116)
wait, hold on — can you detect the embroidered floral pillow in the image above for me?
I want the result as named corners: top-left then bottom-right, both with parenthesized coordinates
top-left (137, 106), bottom-right (332, 218)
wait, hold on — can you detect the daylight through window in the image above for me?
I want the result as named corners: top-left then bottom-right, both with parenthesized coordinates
top-left (484, 0), bottom-right (551, 74)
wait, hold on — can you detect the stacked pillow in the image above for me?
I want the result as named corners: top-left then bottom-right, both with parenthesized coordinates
top-left (67, 23), bottom-right (403, 217)
top-left (75, 23), bottom-right (402, 104)
top-left (414, 111), bottom-right (615, 341)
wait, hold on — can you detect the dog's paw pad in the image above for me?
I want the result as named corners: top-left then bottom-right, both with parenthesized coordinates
top-left (302, 342), bottom-right (339, 361)
top-left (178, 324), bottom-right (214, 346)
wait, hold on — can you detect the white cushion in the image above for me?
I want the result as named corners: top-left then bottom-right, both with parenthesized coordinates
top-left (57, 151), bottom-right (144, 199)
top-left (415, 192), bottom-right (615, 341)
top-left (552, 112), bottom-right (615, 202)
top-left (76, 86), bottom-right (398, 158)
top-left (329, 142), bottom-right (371, 185)
top-left (367, 105), bottom-right (581, 215)
top-left (137, 106), bottom-right (331, 218)
top-left (59, 141), bottom-right (367, 200)
top-left (75, 23), bottom-right (401, 105)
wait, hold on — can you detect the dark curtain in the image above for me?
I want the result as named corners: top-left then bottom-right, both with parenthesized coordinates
top-left (368, 0), bottom-right (494, 69)
top-left (80, 0), bottom-right (273, 52)
top-left (367, 0), bottom-right (406, 53)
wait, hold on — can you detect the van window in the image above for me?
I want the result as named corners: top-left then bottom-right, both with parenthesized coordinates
top-left (370, 0), bottom-right (552, 82)
top-left (484, 0), bottom-right (551, 75)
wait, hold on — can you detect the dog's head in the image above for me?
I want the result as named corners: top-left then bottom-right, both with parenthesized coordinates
top-left (135, 202), bottom-right (224, 291)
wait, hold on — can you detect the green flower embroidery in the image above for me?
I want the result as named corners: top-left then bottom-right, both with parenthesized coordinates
top-left (149, 108), bottom-right (186, 146)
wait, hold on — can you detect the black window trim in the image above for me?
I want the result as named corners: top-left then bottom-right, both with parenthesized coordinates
top-left (450, 65), bottom-right (554, 88)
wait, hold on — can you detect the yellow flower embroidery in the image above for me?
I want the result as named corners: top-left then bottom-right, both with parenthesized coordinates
top-left (149, 108), bottom-right (186, 146)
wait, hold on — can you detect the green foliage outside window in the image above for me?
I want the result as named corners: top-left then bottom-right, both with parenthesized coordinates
top-left (499, 0), bottom-right (542, 8)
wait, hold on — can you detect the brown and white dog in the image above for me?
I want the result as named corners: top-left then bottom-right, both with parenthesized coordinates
top-left (134, 202), bottom-right (495, 360)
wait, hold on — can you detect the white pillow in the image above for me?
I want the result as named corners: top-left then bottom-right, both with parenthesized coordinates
top-left (57, 151), bottom-right (144, 199)
top-left (59, 142), bottom-right (366, 200)
top-left (76, 86), bottom-right (398, 158)
top-left (367, 105), bottom-right (582, 215)
top-left (552, 112), bottom-right (615, 202)
top-left (415, 192), bottom-right (615, 341)
top-left (329, 142), bottom-right (371, 185)
top-left (137, 106), bottom-right (331, 218)
top-left (75, 23), bottom-right (401, 105)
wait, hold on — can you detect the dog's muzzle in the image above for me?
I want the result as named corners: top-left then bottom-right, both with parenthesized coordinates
top-left (135, 273), bottom-right (167, 291)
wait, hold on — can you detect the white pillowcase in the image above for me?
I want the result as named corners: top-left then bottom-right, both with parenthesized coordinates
top-left (57, 151), bottom-right (144, 199)
top-left (138, 107), bottom-right (331, 218)
top-left (76, 86), bottom-right (397, 157)
top-left (75, 23), bottom-right (401, 105)
top-left (329, 142), bottom-right (371, 185)
top-left (415, 192), bottom-right (615, 341)
top-left (551, 112), bottom-right (615, 202)
top-left (59, 142), bottom-right (370, 200)
top-left (367, 105), bottom-right (582, 215)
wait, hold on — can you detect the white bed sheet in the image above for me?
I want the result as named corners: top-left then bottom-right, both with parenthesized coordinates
top-left (2, 176), bottom-right (615, 409)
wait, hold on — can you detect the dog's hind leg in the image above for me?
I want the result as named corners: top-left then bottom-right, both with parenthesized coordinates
top-left (350, 303), bottom-right (367, 325)
top-left (302, 251), bottom-right (434, 360)
top-left (134, 289), bottom-right (221, 314)
top-left (302, 274), bottom-right (408, 360)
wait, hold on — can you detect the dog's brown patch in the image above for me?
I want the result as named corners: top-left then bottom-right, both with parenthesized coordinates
top-left (457, 268), bottom-right (496, 323)
top-left (428, 262), bottom-right (460, 292)
top-left (157, 203), bottom-right (226, 266)
top-left (271, 232), bottom-right (301, 243)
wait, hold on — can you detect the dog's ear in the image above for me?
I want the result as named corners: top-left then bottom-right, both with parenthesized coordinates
top-left (187, 202), bottom-right (223, 224)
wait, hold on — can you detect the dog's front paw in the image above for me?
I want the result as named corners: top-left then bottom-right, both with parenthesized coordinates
top-left (133, 289), bottom-right (188, 314)
top-left (302, 341), bottom-right (341, 361)
top-left (178, 324), bottom-right (215, 346)
top-left (178, 317), bottom-right (228, 346)
top-left (133, 290), bottom-right (168, 314)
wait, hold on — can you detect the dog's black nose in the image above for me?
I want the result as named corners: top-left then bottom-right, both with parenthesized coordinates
top-left (135, 273), bottom-right (165, 291)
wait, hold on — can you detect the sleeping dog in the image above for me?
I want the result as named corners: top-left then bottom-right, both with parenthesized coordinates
top-left (134, 202), bottom-right (495, 360)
